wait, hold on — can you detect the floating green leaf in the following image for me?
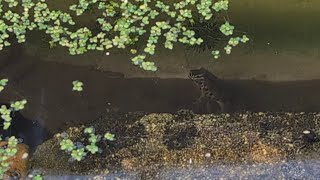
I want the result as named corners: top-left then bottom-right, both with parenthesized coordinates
top-left (220, 22), bottom-right (234, 36)
top-left (72, 80), bottom-right (83, 92)
top-left (104, 132), bottom-right (115, 141)
top-left (10, 99), bottom-right (27, 111)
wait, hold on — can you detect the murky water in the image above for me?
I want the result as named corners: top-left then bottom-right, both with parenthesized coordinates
top-left (2, 0), bottom-right (320, 179)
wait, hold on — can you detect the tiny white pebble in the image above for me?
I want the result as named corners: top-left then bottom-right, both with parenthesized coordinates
top-left (205, 153), bottom-right (211, 158)
top-left (106, 52), bottom-right (110, 56)
top-left (22, 153), bottom-right (29, 159)
top-left (303, 130), bottom-right (310, 134)
top-left (189, 158), bottom-right (192, 164)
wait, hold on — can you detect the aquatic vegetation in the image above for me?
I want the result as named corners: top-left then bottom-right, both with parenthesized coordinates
top-left (88, 134), bottom-right (101, 144)
top-left (0, 0), bottom-right (248, 71)
top-left (0, 105), bottom-right (12, 130)
top-left (59, 138), bottom-right (75, 152)
top-left (10, 99), bottom-right (27, 111)
top-left (211, 50), bottom-right (220, 59)
top-left (0, 78), bottom-right (27, 178)
top-left (213, 0), bottom-right (229, 12)
top-left (0, 136), bottom-right (18, 179)
top-left (224, 45), bottom-right (232, 54)
top-left (85, 143), bottom-right (99, 154)
top-left (84, 126), bottom-right (95, 134)
top-left (72, 80), bottom-right (83, 92)
top-left (0, 78), bottom-right (8, 92)
top-left (104, 132), bottom-right (116, 141)
top-left (220, 21), bottom-right (234, 36)
top-left (59, 127), bottom-right (115, 161)
top-left (71, 148), bottom-right (86, 161)
top-left (228, 37), bottom-right (240, 47)
top-left (0, 100), bottom-right (28, 130)
top-left (32, 174), bottom-right (43, 180)
top-left (241, 35), bottom-right (250, 43)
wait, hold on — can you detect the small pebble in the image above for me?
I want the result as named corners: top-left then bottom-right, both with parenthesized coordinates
top-left (205, 153), bottom-right (211, 158)
top-left (303, 130), bottom-right (310, 134)
top-left (22, 153), bottom-right (28, 159)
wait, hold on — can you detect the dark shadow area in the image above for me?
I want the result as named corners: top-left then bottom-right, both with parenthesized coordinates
top-left (0, 103), bottom-right (52, 152)
top-left (225, 79), bottom-right (320, 112)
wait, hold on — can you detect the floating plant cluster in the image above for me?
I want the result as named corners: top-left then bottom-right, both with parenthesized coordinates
top-left (0, 78), bottom-right (8, 92)
top-left (0, 99), bottom-right (27, 130)
top-left (59, 126), bottom-right (115, 161)
top-left (0, 136), bottom-right (18, 178)
top-left (0, 78), bottom-right (28, 179)
top-left (0, 78), bottom-right (27, 130)
top-left (0, 0), bottom-right (248, 71)
top-left (72, 80), bottom-right (84, 92)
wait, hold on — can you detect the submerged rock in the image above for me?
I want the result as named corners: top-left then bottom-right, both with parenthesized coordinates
top-left (30, 112), bottom-right (320, 179)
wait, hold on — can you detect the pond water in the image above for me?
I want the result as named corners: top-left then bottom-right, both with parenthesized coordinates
top-left (1, 0), bottom-right (320, 179)
top-left (2, 48), bottom-right (320, 179)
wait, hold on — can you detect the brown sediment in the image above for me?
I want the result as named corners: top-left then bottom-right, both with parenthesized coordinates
top-left (30, 111), bottom-right (320, 178)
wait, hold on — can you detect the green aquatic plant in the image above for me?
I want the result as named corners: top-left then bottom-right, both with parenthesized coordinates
top-left (0, 99), bottom-right (27, 130)
top-left (10, 99), bottom-right (27, 111)
top-left (211, 50), bottom-right (220, 59)
top-left (71, 148), bottom-right (86, 161)
top-left (88, 133), bottom-right (101, 144)
top-left (0, 79), bottom-right (8, 92)
top-left (104, 132), bottom-right (115, 141)
top-left (72, 80), bottom-right (83, 92)
top-left (0, 77), bottom-right (27, 130)
top-left (85, 143), bottom-right (99, 154)
top-left (228, 37), bottom-right (240, 47)
top-left (224, 45), bottom-right (232, 54)
top-left (220, 21), bottom-right (234, 36)
top-left (0, 0), bottom-right (248, 71)
top-left (84, 126), bottom-right (95, 134)
top-left (32, 174), bottom-right (43, 180)
top-left (59, 127), bottom-right (115, 161)
top-left (0, 136), bottom-right (19, 179)
top-left (213, 0), bottom-right (229, 12)
top-left (59, 138), bottom-right (75, 152)
top-left (0, 105), bottom-right (12, 130)
top-left (241, 35), bottom-right (250, 43)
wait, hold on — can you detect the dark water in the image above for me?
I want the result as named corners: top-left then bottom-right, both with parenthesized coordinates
top-left (3, 55), bottom-right (320, 152)
top-left (0, 103), bottom-right (51, 152)
top-left (3, 75), bottom-right (320, 152)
